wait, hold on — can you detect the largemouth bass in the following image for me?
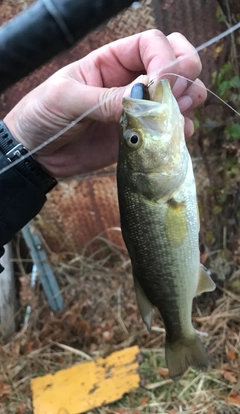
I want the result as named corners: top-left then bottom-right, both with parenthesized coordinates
top-left (117, 79), bottom-right (216, 380)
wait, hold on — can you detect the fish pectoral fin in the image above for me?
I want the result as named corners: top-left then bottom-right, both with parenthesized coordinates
top-left (196, 264), bottom-right (216, 296)
top-left (134, 276), bottom-right (154, 332)
top-left (165, 334), bottom-right (208, 380)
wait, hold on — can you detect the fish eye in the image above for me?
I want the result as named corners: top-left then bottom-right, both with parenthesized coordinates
top-left (125, 131), bottom-right (142, 149)
top-left (130, 134), bottom-right (139, 144)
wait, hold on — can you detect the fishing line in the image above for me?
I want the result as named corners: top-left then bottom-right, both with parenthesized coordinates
top-left (0, 101), bottom-right (107, 176)
top-left (190, 21), bottom-right (240, 57)
top-left (158, 73), bottom-right (240, 117)
top-left (0, 21), bottom-right (240, 176)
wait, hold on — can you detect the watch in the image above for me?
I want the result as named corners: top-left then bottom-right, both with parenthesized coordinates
top-left (0, 120), bottom-right (57, 194)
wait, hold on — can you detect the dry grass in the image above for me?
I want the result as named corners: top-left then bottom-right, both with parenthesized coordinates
top-left (0, 235), bottom-right (240, 413)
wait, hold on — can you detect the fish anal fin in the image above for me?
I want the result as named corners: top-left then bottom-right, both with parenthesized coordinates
top-left (165, 334), bottom-right (208, 380)
top-left (134, 277), bottom-right (154, 332)
top-left (196, 264), bottom-right (216, 296)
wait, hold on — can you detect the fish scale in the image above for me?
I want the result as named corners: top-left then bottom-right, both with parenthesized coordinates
top-left (119, 183), bottom-right (196, 338)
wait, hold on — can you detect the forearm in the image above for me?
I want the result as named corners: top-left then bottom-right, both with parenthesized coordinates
top-left (0, 151), bottom-right (47, 244)
top-left (0, 122), bottom-right (57, 272)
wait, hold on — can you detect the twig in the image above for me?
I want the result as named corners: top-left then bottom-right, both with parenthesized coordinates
top-left (49, 341), bottom-right (93, 360)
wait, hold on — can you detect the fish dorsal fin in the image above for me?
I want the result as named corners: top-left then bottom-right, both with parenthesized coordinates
top-left (134, 276), bottom-right (154, 332)
top-left (196, 264), bottom-right (216, 296)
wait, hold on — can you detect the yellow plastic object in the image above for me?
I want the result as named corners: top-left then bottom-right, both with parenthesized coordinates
top-left (31, 346), bottom-right (140, 414)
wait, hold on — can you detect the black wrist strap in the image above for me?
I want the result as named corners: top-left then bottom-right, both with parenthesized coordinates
top-left (0, 120), bottom-right (57, 194)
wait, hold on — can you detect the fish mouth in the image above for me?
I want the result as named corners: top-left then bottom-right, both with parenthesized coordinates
top-left (149, 79), bottom-right (172, 104)
top-left (122, 97), bottom-right (163, 116)
top-left (122, 79), bottom-right (176, 118)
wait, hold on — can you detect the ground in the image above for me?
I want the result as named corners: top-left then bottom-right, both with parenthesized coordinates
top-left (1, 242), bottom-right (240, 413)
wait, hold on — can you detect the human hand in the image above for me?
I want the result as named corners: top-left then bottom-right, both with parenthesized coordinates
top-left (4, 30), bottom-right (206, 178)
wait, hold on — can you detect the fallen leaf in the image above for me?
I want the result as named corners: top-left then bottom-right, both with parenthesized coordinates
top-left (221, 363), bottom-right (231, 370)
top-left (140, 396), bottom-right (149, 405)
top-left (16, 402), bottom-right (28, 414)
top-left (179, 379), bottom-right (189, 387)
top-left (226, 344), bottom-right (236, 361)
top-left (221, 370), bottom-right (237, 383)
top-left (27, 341), bottom-right (35, 353)
top-left (226, 394), bottom-right (240, 405)
top-left (0, 382), bottom-right (12, 399)
top-left (114, 409), bottom-right (128, 414)
top-left (213, 44), bottom-right (224, 59)
top-left (158, 368), bottom-right (169, 377)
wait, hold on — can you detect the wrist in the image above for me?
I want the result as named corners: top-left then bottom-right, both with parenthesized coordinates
top-left (0, 120), bottom-right (57, 194)
top-left (4, 112), bottom-right (30, 150)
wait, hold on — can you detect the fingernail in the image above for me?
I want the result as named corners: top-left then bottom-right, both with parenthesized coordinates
top-left (177, 95), bottom-right (193, 113)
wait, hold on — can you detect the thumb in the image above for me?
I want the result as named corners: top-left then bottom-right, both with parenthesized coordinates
top-left (68, 75), bottom-right (149, 124)
top-left (92, 74), bottom-right (149, 122)
top-left (65, 83), bottom-right (125, 124)
top-left (93, 85), bottom-right (125, 123)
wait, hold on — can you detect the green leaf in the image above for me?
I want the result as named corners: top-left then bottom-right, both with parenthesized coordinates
top-left (216, 62), bottom-right (232, 85)
top-left (217, 80), bottom-right (230, 97)
top-left (193, 118), bottom-right (200, 131)
top-left (230, 280), bottom-right (240, 292)
top-left (205, 231), bottom-right (216, 245)
top-left (229, 76), bottom-right (240, 88)
top-left (216, 7), bottom-right (226, 23)
top-left (213, 205), bottom-right (222, 214)
top-left (228, 124), bottom-right (240, 139)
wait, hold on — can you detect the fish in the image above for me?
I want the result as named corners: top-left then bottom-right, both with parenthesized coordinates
top-left (116, 79), bottom-right (216, 380)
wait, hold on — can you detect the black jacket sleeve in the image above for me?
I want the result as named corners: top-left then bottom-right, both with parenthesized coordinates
top-left (0, 0), bottom-right (135, 93)
top-left (0, 152), bottom-right (47, 270)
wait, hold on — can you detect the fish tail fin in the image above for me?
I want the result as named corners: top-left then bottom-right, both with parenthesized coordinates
top-left (165, 334), bottom-right (208, 380)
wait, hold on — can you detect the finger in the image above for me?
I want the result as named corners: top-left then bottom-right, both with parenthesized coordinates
top-left (167, 32), bottom-right (202, 82)
top-left (182, 78), bottom-right (207, 110)
top-left (172, 77), bottom-right (188, 98)
top-left (178, 95), bottom-right (193, 113)
top-left (48, 79), bottom-right (125, 124)
top-left (184, 117), bottom-right (194, 139)
top-left (80, 29), bottom-right (180, 88)
top-left (138, 30), bottom-right (180, 85)
top-left (177, 78), bottom-right (206, 114)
